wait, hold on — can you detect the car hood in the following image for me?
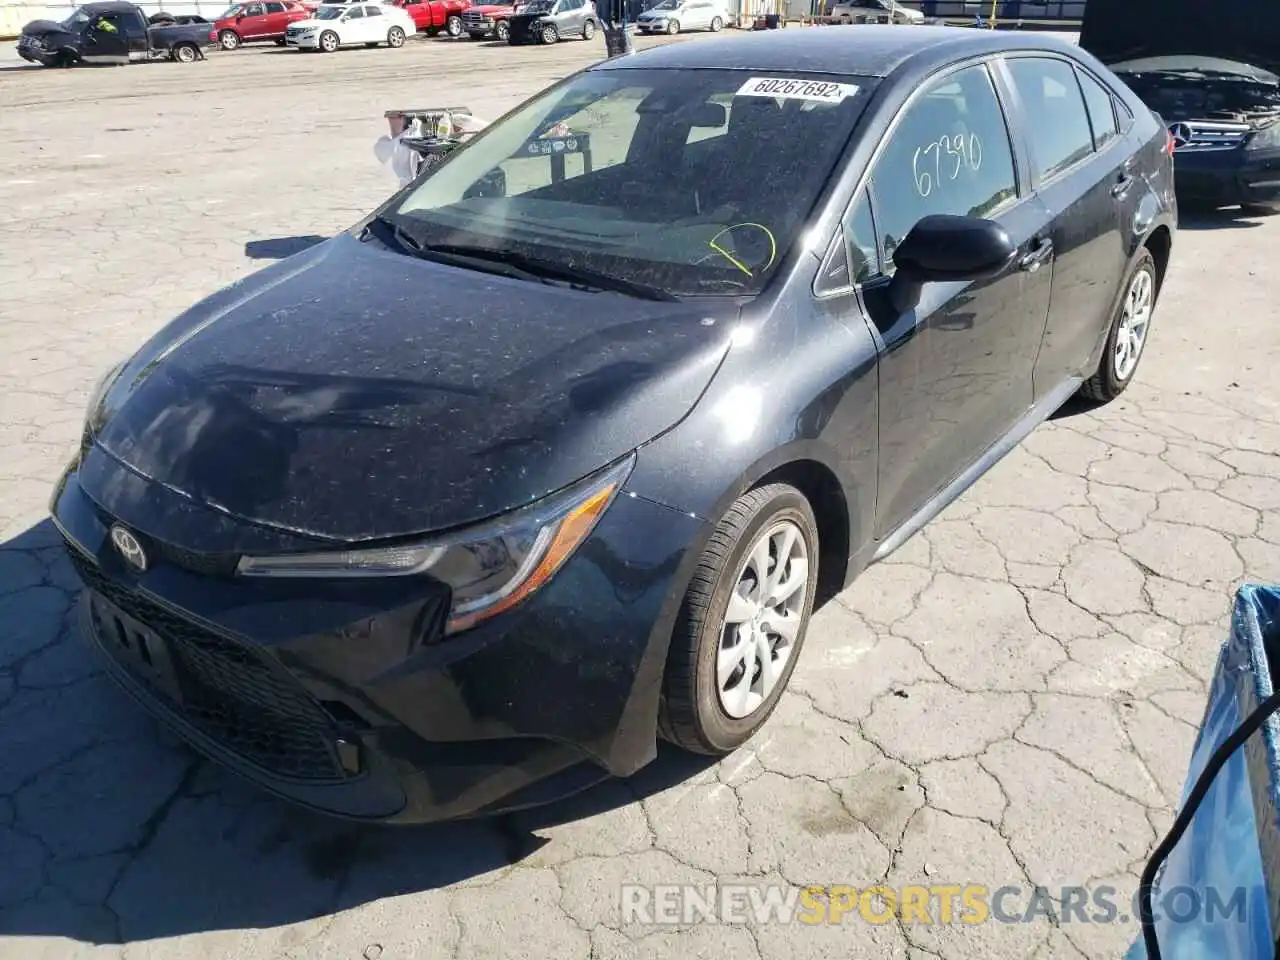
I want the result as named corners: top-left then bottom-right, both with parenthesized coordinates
top-left (468, 4), bottom-right (511, 12)
top-left (1080, 0), bottom-right (1280, 77)
top-left (288, 16), bottom-right (323, 26)
top-left (90, 232), bottom-right (735, 542)
top-left (21, 19), bottom-right (75, 38)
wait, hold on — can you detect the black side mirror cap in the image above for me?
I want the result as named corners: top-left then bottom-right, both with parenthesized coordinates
top-left (892, 214), bottom-right (1017, 284)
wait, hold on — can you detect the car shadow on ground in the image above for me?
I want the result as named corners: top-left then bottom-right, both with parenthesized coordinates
top-left (0, 516), bottom-right (717, 947)
top-left (1177, 206), bottom-right (1270, 231)
top-left (244, 235), bottom-right (328, 259)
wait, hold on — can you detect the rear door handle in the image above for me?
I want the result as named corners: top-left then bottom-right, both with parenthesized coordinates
top-left (1111, 173), bottom-right (1135, 198)
top-left (1019, 238), bottom-right (1053, 272)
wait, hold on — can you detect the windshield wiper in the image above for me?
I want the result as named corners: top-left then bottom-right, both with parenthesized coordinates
top-left (425, 242), bottom-right (679, 302)
top-left (367, 219), bottom-right (677, 301)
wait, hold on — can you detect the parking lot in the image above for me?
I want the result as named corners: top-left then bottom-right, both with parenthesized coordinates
top-left (2, 27), bottom-right (1280, 960)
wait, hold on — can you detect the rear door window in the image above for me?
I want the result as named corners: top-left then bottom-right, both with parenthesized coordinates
top-left (1004, 57), bottom-right (1095, 180)
top-left (1076, 69), bottom-right (1119, 150)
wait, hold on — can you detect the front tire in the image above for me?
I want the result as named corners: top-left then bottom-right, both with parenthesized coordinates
top-left (1080, 248), bottom-right (1158, 403)
top-left (445, 13), bottom-right (463, 36)
top-left (495, 19), bottom-right (510, 39)
top-left (218, 29), bottom-right (241, 50)
top-left (659, 484), bottom-right (819, 756)
top-left (319, 29), bottom-right (339, 51)
top-left (709, 14), bottom-right (723, 30)
top-left (666, 17), bottom-right (679, 33)
top-left (386, 26), bottom-right (406, 46)
top-left (581, 17), bottom-right (594, 38)
top-left (540, 22), bottom-right (558, 42)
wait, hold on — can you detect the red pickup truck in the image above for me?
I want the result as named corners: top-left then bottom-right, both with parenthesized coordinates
top-left (459, 1), bottom-right (525, 39)
top-left (392, 0), bottom-right (471, 36)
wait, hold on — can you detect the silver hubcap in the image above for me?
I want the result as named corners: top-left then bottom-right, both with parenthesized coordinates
top-left (718, 521), bottom-right (808, 719)
top-left (322, 33), bottom-right (336, 49)
top-left (1114, 267), bottom-right (1154, 381)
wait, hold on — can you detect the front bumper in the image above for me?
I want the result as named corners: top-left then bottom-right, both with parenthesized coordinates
top-left (1173, 146), bottom-right (1280, 210)
top-left (636, 19), bottom-right (665, 31)
top-left (16, 38), bottom-right (58, 64)
top-left (285, 32), bottom-right (321, 47)
top-left (52, 444), bottom-right (702, 823)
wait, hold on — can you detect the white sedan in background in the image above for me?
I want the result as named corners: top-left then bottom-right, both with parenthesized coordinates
top-left (286, 2), bottom-right (414, 50)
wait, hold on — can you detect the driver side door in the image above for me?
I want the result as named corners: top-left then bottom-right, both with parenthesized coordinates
top-left (853, 61), bottom-right (1055, 542)
top-left (80, 11), bottom-right (130, 62)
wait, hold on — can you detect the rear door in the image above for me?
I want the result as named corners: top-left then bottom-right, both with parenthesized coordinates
top-left (854, 61), bottom-right (1055, 539)
top-left (262, 1), bottom-right (290, 34)
top-left (995, 55), bottom-right (1134, 402)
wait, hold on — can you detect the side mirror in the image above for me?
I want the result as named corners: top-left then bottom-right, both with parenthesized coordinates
top-left (888, 214), bottom-right (1016, 312)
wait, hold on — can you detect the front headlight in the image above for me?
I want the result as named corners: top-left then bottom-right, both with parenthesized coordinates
top-left (1246, 121), bottom-right (1280, 152)
top-left (237, 453), bottom-right (636, 634)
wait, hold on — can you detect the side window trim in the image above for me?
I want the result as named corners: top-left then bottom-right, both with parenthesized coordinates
top-left (812, 184), bottom-right (881, 299)
top-left (1073, 64), bottom-right (1122, 154)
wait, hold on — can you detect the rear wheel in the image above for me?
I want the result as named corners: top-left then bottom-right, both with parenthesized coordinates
top-left (666, 17), bottom-right (679, 32)
top-left (446, 14), bottom-right (463, 36)
top-left (172, 42), bottom-right (198, 62)
top-left (387, 26), bottom-right (406, 46)
top-left (1080, 249), bottom-right (1158, 403)
top-left (709, 14), bottom-right (723, 29)
top-left (218, 29), bottom-right (241, 50)
top-left (658, 484), bottom-right (819, 755)
top-left (319, 29), bottom-right (339, 51)
top-left (540, 22), bottom-right (558, 42)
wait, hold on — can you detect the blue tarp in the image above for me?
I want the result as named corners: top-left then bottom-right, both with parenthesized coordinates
top-left (1128, 584), bottom-right (1280, 960)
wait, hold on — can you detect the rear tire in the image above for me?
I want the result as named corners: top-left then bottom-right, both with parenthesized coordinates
top-left (658, 484), bottom-right (819, 756)
top-left (172, 42), bottom-right (198, 62)
top-left (1080, 248), bottom-right (1158, 403)
top-left (386, 26), bottom-right (406, 46)
top-left (218, 29), bottom-right (241, 50)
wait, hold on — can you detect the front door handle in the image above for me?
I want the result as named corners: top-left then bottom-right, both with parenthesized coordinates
top-left (1019, 237), bottom-right (1053, 272)
top-left (1111, 173), bottom-right (1134, 198)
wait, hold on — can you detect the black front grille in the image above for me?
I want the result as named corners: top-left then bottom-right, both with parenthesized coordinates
top-left (69, 548), bottom-right (349, 783)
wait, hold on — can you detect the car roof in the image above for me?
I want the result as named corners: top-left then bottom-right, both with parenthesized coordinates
top-left (83, 1), bottom-right (144, 12)
top-left (593, 25), bottom-right (1086, 79)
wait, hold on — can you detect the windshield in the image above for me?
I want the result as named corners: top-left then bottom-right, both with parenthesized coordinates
top-left (521, 1), bottom-right (552, 12)
top-left (219, 3), bottom-right (242, 15)
top-left (61, 8), bottom-right (93, 26)
top-left (315, 6), bottom-right (345, 17)
top-left (388, 68), bottom-right (875, 297)
top-left (652, 0), bottom-right (680, 9)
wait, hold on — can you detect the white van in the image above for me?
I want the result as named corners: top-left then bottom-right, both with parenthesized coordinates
top-left (635, 0), bottom-right (727, 33)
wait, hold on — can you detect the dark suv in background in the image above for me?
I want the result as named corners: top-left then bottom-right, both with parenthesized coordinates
top-left (507, 0), bottom-right (596, 44)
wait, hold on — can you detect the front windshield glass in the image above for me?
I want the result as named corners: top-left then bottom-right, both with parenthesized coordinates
top-left (652, 0), bottom-right (680, 10)
top-left (390, 68), bottom-right (875, 297)
top-left (219, 4), bottom-right (242, 16)
top-left (61, 8), bottom-right (93, 26)
top-left (521, 1), bottom-right (552, 12)
top-left (315, 6), bottom-right (345, 17)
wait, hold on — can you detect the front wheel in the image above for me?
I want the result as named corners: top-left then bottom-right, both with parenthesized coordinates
top-left (172, 42), bottom-right (199, 62)
top-left (540, 22), bottom-right (558, 43)
top-left (386, 26), bottom-right (406, 46)
top-left (658, 484), bottom-right (819, 756)
top-left (495, 19), bottom-right (510, 40)
top-left (445, 14), bottom-right (463, 36)
top-left (319, 29), bottom-right (339, 51)
top-left (709, 14), bottom-right (723, 30)
top-left (1080, 248), bottom-right (1158, 403)
top-left (666, 17), bottom-right (679, 33)
top-left (218, 29), bottom-right (240, 50)
top-left (581, 17), bottom-right (594, 38)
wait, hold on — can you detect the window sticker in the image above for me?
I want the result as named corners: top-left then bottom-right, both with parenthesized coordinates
top-left (734, 76), bottom-right (860, 104)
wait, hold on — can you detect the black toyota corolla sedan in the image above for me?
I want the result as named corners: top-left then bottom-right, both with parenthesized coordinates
top-left (54, 26), bottom-right (1176, 823)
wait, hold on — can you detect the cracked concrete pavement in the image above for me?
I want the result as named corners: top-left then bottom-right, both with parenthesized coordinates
top-left (2, 29), bottom-right (1280, 960)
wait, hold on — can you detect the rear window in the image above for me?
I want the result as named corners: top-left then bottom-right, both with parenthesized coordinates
top-left (393, 68), bottom-right (877, 296)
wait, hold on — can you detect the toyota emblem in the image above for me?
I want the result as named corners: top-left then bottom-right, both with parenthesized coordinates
top-left (1169, 123), bottom-right (1192, 148)
top-left (110, 525), bottom-right (148, 573)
